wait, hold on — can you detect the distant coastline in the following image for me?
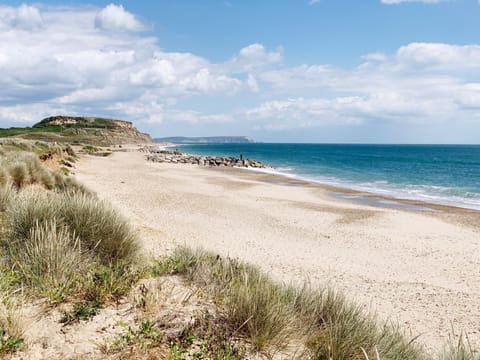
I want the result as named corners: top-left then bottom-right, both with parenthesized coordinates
top-left (154, 136), bottom-right (254, 144)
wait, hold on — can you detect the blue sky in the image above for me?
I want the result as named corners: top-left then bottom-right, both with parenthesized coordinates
top-left (0, 0), bottom-right (479, 143)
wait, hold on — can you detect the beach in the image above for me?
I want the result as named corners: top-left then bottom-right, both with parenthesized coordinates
top-left (75, 147), bottom-right (480, 353)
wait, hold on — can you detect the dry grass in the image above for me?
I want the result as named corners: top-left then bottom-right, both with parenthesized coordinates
top-left (6, 189), bottom-right (138, 266)
top-left (8, 220), bottom-right (85, 299)
top-left (0, 297), bottom-right (25, 355)
top-left (155, 247), bottom-right (428, 359)
top-left (439, 334), bottom-right (480, 360)
top-left (0, 184), bottom-right (12, 213)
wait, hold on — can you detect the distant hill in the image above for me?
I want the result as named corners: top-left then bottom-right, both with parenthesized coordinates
top-left (155, 136), bottom-right (254, 144)
top-left (0, 116), bottom-right (153, 145)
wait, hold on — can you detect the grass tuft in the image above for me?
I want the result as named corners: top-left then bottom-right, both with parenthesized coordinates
top-left (9, 162), bottom-right (28, 189)
top-left (60, 301), bottom-right (101, 325)
top-left (439, 333), bottom-right (480, 360)
top-left (8, 220), bottom-right (85, 301)
top-left (156, 247), bottom-right (428, 359)
top-left (0, 299), bottom-right (25, 355)
top-left (6, 189), bottom-right (138, 265)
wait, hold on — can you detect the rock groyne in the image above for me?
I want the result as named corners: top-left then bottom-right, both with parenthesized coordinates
top-left (142, 148), bottom-right (269, 169)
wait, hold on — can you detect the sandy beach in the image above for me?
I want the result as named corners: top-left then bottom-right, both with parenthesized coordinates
top-left (75, 147), bottom-right (480, 353)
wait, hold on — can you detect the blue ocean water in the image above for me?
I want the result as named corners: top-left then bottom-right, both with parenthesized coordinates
top-left (177, 143), bottom-right (480, 210)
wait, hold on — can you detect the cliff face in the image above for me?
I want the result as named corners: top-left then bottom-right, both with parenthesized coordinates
top-left (33, 116), bottom-right (153, 145)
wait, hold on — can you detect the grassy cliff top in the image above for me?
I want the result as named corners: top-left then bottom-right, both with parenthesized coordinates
top-left (0, 116), bottom-right (151, 145)
top-left (33, 116), bottom-right (131, 129)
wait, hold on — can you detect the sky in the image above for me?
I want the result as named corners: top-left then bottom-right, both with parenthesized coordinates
top-left (0, 0), bottom-right (479, 143)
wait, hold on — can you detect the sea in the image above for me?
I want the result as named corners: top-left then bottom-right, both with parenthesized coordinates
top-left (174, 143), bottom-right (480, 210)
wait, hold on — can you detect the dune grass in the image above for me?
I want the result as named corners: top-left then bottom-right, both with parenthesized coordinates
top-left (6, 189), bottom-right (138, 265)
top-left (0, 299), bottom-right (24, 355)
top-left (1, 187), bottom-right (140, 304)
top-left (154, 247), bottom-right (428, 359)
top-left (439, 335), bottom-right (480, 360)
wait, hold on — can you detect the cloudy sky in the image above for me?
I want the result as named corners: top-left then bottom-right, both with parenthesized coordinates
top-left (0, 0), bottom-right (479, 143)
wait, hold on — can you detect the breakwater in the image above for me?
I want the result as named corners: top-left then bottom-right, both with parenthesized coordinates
top-left (142, 147), bottom-right (269, 169)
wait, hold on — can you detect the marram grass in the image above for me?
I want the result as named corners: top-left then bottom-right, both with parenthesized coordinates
top-left (156, 247), bottom-right (428, 360)
top-left (6, 189), bottom-right (138, 265)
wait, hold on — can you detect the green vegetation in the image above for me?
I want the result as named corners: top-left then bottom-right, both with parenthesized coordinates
top-left (104, 320), bottom-right (162, 353)
top-left (0, 125), bottom-right (62, 138)
top-left (0, 300), bottom-right (25, 355)
top-left (3, 188), bottom-right (139, 303)
top-left (60, 301), bottom-right (101, 325)
top-left (154, 248), bottom-right (427, 359)
top-left (0, 328), bottom-right (24, 355)
top-left (33, 116), bottom-right (118, 129)
top-left (0, 139), bottom-right (140, 332)
top-left (0, 116), bottom-right (148, 146)
top-left (439, 335), bottom-right (480, 360)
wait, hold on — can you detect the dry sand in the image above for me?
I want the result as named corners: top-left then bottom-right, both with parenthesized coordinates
top-left (75, 147), bottom-right (480, 353)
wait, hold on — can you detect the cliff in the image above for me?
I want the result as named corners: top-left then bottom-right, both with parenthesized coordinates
top-left (21, 116), bottom-right (154, 145)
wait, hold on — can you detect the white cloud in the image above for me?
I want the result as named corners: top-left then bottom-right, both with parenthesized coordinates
top-left (247, 74), bottom-right (259, 93)
top-left (0, 3), bottom-right (479, 141)
top-left (94, 4), bottom-right (145, 32)
top-left (226, 43), bottom-right (283, 73)
top-left (0, 4), bottom-right (43, 30)
top-left (245, 42), bottom-right (480, 130)
top-left (396, 42), bottom-right (480, 70)
top-left (0, 4), bottom-right (254, 125)
top-left (308, 0), bottom-right (321, 5)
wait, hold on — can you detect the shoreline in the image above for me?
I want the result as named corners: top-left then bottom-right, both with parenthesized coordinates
top-left (183, 158), bottom-right (480, 215)
top-left (171, 143), bottom-right (480, 212)
top-left (75, 147), bottom-right (480, 352)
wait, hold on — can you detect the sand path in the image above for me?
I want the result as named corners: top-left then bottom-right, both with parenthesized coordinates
top-left (75, 148), bottom-right (480, 353)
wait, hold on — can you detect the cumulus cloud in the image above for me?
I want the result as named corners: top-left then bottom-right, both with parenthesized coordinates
top-left (226, 43), bottom-right (283, 73)
top-left (94, 4), bottom-right (145, 32)
top-left (245, 41), bottom-right (480, 130)
top-left (0, 3), bottom-right (479, 141)
top-left (0, 4), bottom-right (43, 30)
top-left (395, 42), bottom-right (480, 70)
top-left (0, 4), bottom-right (258, 125)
